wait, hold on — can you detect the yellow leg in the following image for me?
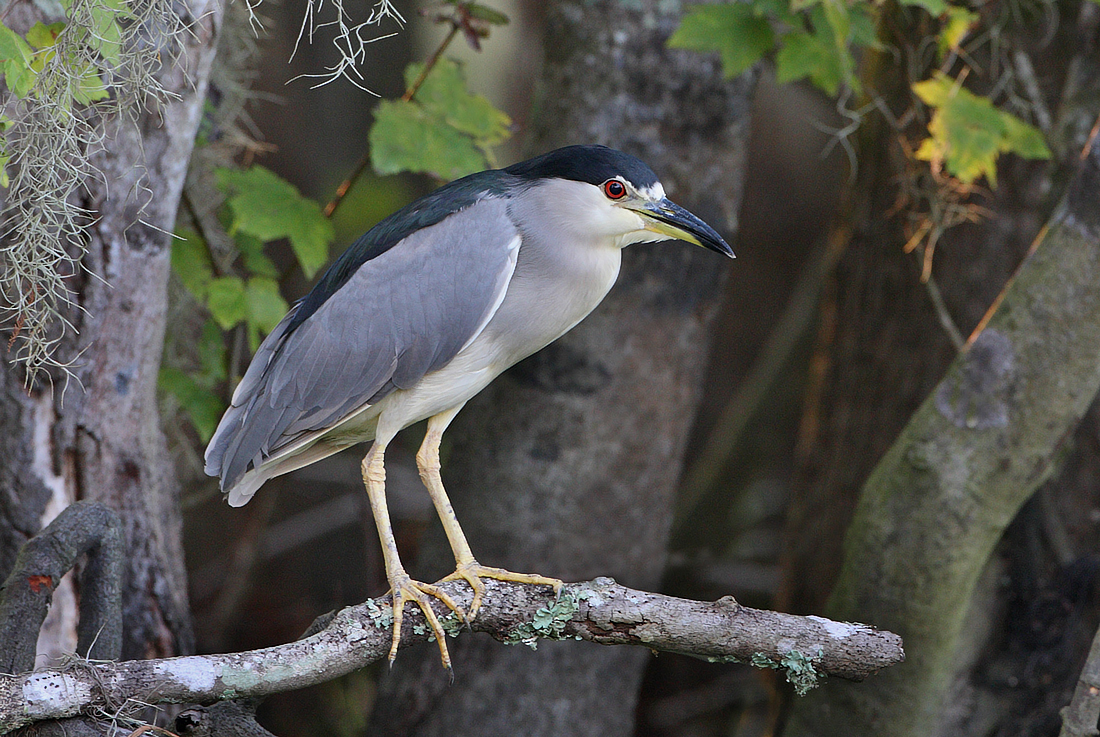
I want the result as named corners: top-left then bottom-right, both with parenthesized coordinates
top-left (416, 407), bottom-right (563, 621)
top-left (361, 439), bottom-right (464, 670)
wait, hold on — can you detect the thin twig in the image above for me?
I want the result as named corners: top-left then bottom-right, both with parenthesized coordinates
top-left (923, 272), bottom-right (965, 351)
top-left (322, 24), bottom-right (460, 219)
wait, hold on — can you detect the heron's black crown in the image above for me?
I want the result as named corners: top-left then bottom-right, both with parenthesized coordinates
top-left (505, 145), bottom-right (660, 189)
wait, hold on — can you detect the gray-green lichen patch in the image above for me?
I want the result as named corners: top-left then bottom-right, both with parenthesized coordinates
top-left (749, 649), bottom-right (825, 696)
top-left (419, 612), bottom-right (465, 642)
top-left (780, 648), bottom-right (825, 695)
top-left (574, 585), bottom-right (604, 607)
top-left (364, 598), bottom-right (394, 629)
top-left (440, 611), bottom-right (464, 638)
top-left (503, 592), bottom-right (580, 650)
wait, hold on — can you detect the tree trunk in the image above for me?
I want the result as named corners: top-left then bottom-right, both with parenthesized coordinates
top-left (783, 136), bottom-right (1100, 734)
top-left (0, 0), bottom-right (223, 661)
top-left (368, 2), bottom-right (756, 735)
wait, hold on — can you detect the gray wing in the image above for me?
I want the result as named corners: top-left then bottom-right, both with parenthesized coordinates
top-left (204, 197), bottom-right (521, 492)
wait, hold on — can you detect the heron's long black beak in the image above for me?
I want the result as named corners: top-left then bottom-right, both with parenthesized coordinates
top-left (635, 198), bottom-right (735, 258)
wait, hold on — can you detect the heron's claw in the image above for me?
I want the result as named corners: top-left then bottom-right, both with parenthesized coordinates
top-left (388, 574), bottom-right (466, 670)
top-left (441, 562), bottom-right (563, 622)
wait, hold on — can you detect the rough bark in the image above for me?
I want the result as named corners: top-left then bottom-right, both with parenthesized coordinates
top-left (368, 2), bottom-right (755, 735)
top-left (0, 0), bottom-right (223, 660)
top-left (1059, 619), bottom-right (1100, 737)
top-left (0, 577), bottom-right (904, 734)
top-left (783, 134), bottom-right (1100, 737)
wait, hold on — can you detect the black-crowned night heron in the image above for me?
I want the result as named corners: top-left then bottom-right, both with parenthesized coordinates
top-left (205, 145), bottom-right (733, 669)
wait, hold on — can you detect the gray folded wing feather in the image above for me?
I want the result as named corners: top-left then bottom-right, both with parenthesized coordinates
top-left (204, 197), bottom-right (521, 492)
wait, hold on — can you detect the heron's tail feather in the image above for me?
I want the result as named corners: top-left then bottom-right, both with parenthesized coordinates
top-left (226, 468), bottom-right (270, 507)
top-left (223, 438), bottom-right (353, 507)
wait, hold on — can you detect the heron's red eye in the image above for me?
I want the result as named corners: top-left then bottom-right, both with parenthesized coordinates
top-left (603, 179), bottom-right (627, 200)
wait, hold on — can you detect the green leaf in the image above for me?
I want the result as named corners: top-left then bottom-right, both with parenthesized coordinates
top-left (159, 366), bottom-right (226, 443)
top-left (370, 58), bottom-right (511, 180)
top-left (217, 166), bottom-right (334, 279)
top-left (170, 230), bottom-right (215, 300)
top-left (819, 0), bottom-right (851, 47)
top-left (0, 25), bottom-right (35, 97)
top-left (411, 59), bottom-right (512, 144)
top-left (80, 0), bottom-right (130, 64)
top-left (775, 29), bottom-right (842, 96)
top-left (245, 276), bottom-right (289, 335)
top-left (198, 319), bottom-right (227, 383)
top-left (88, 15), bottom-right (122, 65)
top-left (898, 0), bottom-right (948, 15)
top-left (1001, 111), bottom-right (1051, 159)
top-left (370, 98), bottom-right (487, 179)
top-left (751, 0), bottom-right (800, 24)
top-left (667, 4), bottom-right (774, 79)
top-left (465, 4), bottom-right (509, 24)
top-left (811, 3), bottom-right (859, 92)
top-left (848, 4), bottom-right (879, 49)
top-left (70, 64), bottom-right (108, 104)
top-left (913, 74), bottom-right (1050, 185)
top-left (235, 231), bottom-right (279, 278)
top-left (206, 275), bottom-right (247, 329)
top-left (244, 276), bottom-right (288, 352)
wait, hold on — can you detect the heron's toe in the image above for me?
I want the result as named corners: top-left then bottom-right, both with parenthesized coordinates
top-left (389, 575), bottom-right (465, 671)
top-left (441, 562), bottom-right (563, 622)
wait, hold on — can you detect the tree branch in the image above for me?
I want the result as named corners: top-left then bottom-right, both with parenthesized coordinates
top-left (0, 578), bottom-right (903, 733)
top-left (0, 501), bottom-right (123, 674)
top-left (1060, 620), bottom-right (1100, 737)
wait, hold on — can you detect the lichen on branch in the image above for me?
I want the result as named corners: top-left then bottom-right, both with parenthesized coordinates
top-left (0, 577), bottom-right (904, 733)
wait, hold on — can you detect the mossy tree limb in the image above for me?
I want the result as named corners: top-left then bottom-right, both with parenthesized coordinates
top-left (784, 141), bottom-right (1100, 736)
top-left (0, 577), bottom-right (904, 734)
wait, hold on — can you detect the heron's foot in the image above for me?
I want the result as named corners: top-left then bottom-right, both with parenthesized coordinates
top-left (441, 562), bottom-right (563, 621)
top-left (387, 574), bottom-right (466, 670)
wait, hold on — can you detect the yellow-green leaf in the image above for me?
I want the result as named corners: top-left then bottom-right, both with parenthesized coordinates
top-left (938, 6), bottom-right (978, 58)
top-left (25, 22), bottom-right (63, 49)
top-left (913, 73), bottom-right (1050, 185)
